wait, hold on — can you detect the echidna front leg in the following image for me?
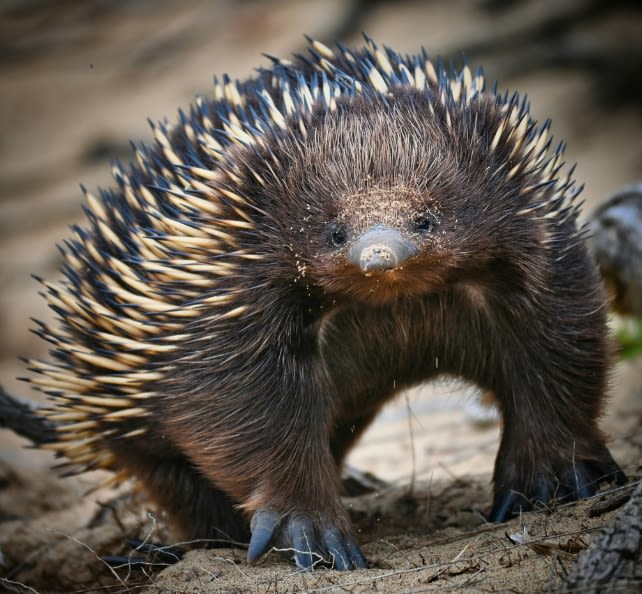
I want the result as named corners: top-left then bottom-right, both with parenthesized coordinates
top-left (245, 412), bottom-right (378, 568)
top-left (241, 400), bottom-right (369, 570)
top-left (162, 351), bottom-right (367, 570)
top-left (484, 275), bottom-right (627, 521)
top-left (489, 407), bottom-right (627, 521)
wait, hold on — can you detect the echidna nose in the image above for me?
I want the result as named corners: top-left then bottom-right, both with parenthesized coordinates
top-left (350, 226), bottom-right (418, 273)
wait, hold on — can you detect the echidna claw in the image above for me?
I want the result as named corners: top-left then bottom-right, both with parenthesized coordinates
top-left (323, 528), bottom-right (367, 570)
top-left (102, 539), bottom-right (185, 569)
top-left (248, 508), bottom-right (280, 563)
top-left (288, 515), bottom-right (318, 569)
top-left (102, 555), bottom-right (148, 568)
top-left (125, 538), bottom-right (185, 564)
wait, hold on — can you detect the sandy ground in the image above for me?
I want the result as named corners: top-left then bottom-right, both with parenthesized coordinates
top-left (0, 1), bottom-right (641, 592)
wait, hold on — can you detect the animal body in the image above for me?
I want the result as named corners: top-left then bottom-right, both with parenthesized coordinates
top-left (23, 37), bottom-right (626, 570)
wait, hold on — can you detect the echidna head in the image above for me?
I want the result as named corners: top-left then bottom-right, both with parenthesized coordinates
top-left (248, 92), bottom-right (514, 304)
top-left (217, 40), bottom-right (574, 307)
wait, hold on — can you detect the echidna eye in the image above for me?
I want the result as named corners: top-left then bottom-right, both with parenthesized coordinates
top-left (412, 214), bottom-right (434, 233)
top-left (329, 225), bottom-right (349, 247)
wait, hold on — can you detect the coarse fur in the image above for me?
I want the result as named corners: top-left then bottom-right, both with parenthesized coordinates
top-left (25, 36), bottom-right (626, 569)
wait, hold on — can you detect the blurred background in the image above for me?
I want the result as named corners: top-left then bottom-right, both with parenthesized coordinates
top-left (0, 0), bottom-right (640, 484)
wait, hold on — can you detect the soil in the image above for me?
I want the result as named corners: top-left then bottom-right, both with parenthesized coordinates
top-left (1, 1), bottom-right (641, 593)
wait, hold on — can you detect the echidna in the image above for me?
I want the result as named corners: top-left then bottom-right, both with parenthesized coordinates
top-left (21, 36), bottom-right (626, 570)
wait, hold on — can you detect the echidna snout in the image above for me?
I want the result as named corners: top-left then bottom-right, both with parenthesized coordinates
top-left (350, 226), bottom-right (418, 272)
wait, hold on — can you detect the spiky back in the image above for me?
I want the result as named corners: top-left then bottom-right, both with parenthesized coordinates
top-left (27, 36), bottom-right (581, 475)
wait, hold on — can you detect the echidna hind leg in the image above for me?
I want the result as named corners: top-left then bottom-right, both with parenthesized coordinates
top-left (109, 440), bottom-right (250, 545)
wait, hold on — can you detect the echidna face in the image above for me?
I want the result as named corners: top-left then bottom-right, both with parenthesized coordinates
top-left (257, 94), bottom-right (504, 304)
top-left (319, 184), bottom-right (446, 302)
